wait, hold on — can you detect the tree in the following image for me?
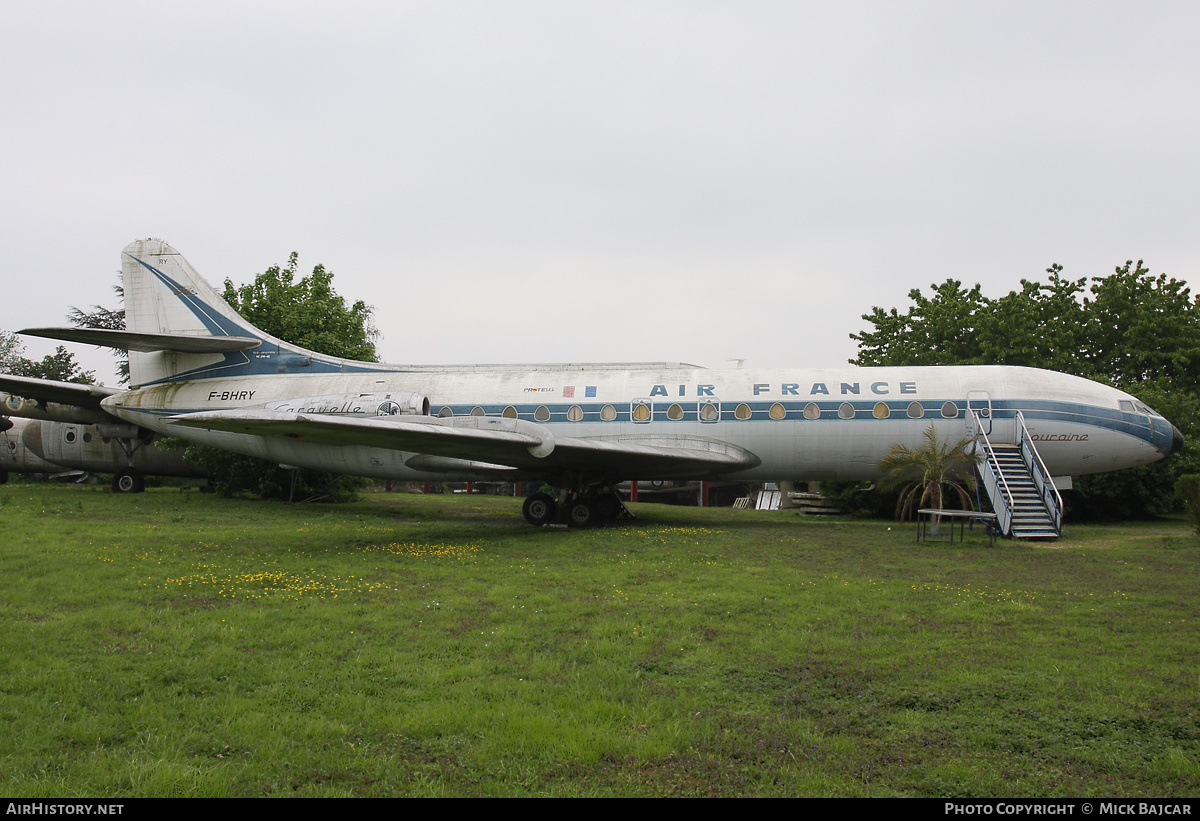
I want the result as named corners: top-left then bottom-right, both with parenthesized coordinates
top-left (10, 346), bottom-right (96, 384)
top-left (1081, 261), bottom-right (1200, 388)
top-left (851, 267), bottom-right (1091, 372)
top-left (975, 267), bottom-right (1090, 373)
top-left (853, 259), bottom-right (1200, 520)
top-left (69, 285), bottom-right (128, 384)
top-left (1175, 473), bottom-right (1200, 536)
top-left (852, 280), bottom-right (989, 367)
top-left (0, 329), bottom-right (95, 384)
top-left (877, 426), bottom-right (980, 532)
top-left (0, 330), bottom-right (24, 374)
top-left (222, 253), bottom-right (378, 362)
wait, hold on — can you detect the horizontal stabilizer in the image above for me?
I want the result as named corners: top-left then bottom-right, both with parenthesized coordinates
top-left (19, 327), bottom-right (261, 353)
top-left (168, 410), bottom-right (760, 478)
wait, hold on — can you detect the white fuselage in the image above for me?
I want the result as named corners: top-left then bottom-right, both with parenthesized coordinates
top-left (102, 363), bottom-right (1172, 482)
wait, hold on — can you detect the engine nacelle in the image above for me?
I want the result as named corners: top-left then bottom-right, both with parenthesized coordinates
top-left (2, 392), bottom-right (110, 425)
top-left (261, 391), bottom-right (431, 418)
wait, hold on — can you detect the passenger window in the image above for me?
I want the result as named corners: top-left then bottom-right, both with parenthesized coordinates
top-left (700, 401), bottom-right (719, 422)
top-left (873, 402), bottom-right (890, 419)
top-left (667, 403), bottom-right (684, 420)
top-left (632, 402), bottom-right (651, 422)
top-left (907, 402), bottom-right (924, 419)
top-left (567, 405), bottom-right (583, 422)
top-left (941, 401), bottom-right (959, 419)
top-left (470, 406), bottom-right (486, 417)
top-left (769, 403), bottom-right (786, 420)
top-left (438, 407), bottom-right (453, 418)
top-left (804, 403), bottom-right (820, 420)
top-left (838, 402), bottom-right (855, 419)
top-left (534, 406), bottom-right (551, 422)
top-left (502, 406), bottom-right (518, 419)
top-left (601, 404), bottom-right (617, 421)
top-left (735, 403), bottom-right (752, 420)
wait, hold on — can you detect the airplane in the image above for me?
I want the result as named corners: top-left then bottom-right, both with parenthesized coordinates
top-left (1, 415), bottom-right (68, 481)
top-left (0, 412), bottom-right (204, 490)
top-left (1, 238), bottom-right (1184, 533)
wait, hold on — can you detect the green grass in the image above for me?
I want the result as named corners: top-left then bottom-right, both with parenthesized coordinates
top-left (1, 484), bottom-right (1197, 796)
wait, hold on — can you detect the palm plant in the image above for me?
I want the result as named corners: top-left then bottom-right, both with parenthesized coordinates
top-left (878, 425), bottom-right (981, 532)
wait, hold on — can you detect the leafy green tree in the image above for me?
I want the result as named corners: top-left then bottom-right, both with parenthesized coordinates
top-left (0, 329), bottom-right (24, 374)
top-left (69, 286), bottom-right (128, 384)
top-left (1081, 260), bottom-right (1200, 388)
top-left (1174, 473), bottom-right (1200, 536)
top-left (0, 330), bottom-right (95, 384)
top-left (976, 267), bottom-right (1090, 372)
top-left (852, 280), bottom-right (989, 367)
top-left (852, 267), bottom-right (1092, 372)
top-left (853, 259), bottom-right (1200, 520)
top-left (10, 346), bottom-right (96, 384)
top-left (222, 253), bottom-right (378, 362)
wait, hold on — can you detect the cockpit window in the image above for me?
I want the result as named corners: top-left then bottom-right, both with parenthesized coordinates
top-left (1123, 399), bottom-right (1162, 417)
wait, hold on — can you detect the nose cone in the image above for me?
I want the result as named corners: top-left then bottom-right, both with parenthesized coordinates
top-left (1166, 423), bottom-right (1185, 457)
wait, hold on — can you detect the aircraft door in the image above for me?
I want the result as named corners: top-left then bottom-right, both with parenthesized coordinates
top-left (966, 391), bottom-right (992, 437)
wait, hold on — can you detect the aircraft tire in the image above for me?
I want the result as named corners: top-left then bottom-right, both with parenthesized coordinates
top-left (595, 492), bottom-right (620, 520)
top-left (113, 468), bottom-right (145, 494)
top-left (522, 493), bottom-right (556, 526)
top-left (567, 499), bottom-right (595, 528)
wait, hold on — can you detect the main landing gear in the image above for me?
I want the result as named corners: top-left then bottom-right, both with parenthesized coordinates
top-left (521, 485), bottom-right (632, 528)
top-left (100, 424), bottom-right (153, 494)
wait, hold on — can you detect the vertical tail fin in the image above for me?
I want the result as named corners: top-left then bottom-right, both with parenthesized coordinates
top-left (121, 239), bottom-right (386, 386)
top-left (122, 239), bottom-right (267, 386)
top-left (121, 239), bottom-right (302, 386)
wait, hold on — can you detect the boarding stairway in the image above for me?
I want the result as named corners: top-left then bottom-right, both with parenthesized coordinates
top-left (972, 410), bottom-right (1062, 540)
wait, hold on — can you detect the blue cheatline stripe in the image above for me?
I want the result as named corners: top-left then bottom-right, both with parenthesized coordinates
top-left (388, 398), bottom-right (1164, 447)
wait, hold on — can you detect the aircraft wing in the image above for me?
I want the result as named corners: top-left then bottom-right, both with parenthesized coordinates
top-left (0, 374), bottom-right (120, 409)
top-left (168, 410), bottom-right (761, 478)
top-left (0, 375), bottom-right (122, 424)
top-left (20, 327), bottom-right (261, 353)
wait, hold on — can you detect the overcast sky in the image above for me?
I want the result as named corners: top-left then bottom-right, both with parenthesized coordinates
top-left (3, 1), bottom-right (1197, 383)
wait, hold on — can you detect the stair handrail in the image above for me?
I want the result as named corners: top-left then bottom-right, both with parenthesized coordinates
top-left (1015, 410), bottom-right (1063, 535)
top-left (971, 408), bottom-right (1013, 537)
